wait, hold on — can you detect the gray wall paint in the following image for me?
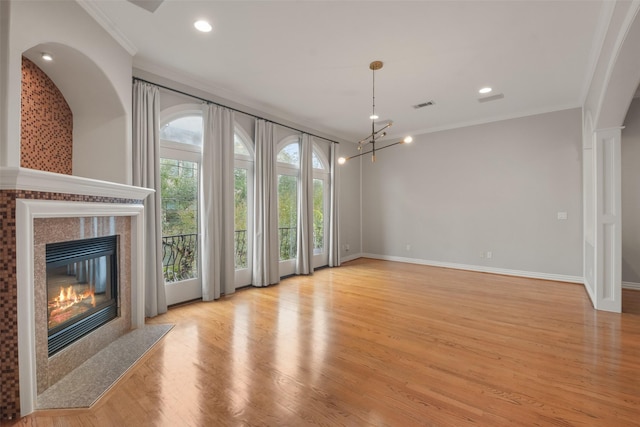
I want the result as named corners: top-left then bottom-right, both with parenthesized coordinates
top-left (361, 108), bottom-right (583, 277)
top-left (338, 142), bottom-right (362, 259)
top-left (622, 98), bottom-right (640, 284)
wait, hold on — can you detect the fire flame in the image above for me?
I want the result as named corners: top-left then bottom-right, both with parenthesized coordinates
top-left (48, 285), bottom-right (99, 329)
top-left (53, 286), bottom-right (96, 311)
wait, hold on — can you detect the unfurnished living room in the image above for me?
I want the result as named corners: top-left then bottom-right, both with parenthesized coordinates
top-left (1, 1), bottom-right (640, 426)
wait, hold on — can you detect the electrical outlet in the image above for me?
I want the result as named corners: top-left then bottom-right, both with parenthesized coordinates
top-left (486, 251), bottom-right (492, 259)
top-left (345, 244), bottom-right (350, 252)
top-left (406, 244), bottom-right (411, 251)
top-left (480, 252), bottom-right (485, 258)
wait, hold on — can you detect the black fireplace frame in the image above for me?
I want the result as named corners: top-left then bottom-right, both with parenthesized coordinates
top-left (46, 235), bottom-right (119, 356)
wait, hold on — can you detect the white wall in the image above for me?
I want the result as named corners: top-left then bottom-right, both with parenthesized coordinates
top-left (2, 0), bottom-right (132, 184)
top-left (361, 108), bottom-right (583, 279)
top-left (622, 97), bottom-right (640, 284)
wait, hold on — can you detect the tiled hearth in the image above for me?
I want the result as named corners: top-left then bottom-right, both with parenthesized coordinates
top-left (0, 167), bottom-right (152, 419)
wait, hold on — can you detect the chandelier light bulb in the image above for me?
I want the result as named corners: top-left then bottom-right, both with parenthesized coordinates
top-left (338, 157), bottom-right (347, 165)
top-left (403, 136), bottom-right (413, 144)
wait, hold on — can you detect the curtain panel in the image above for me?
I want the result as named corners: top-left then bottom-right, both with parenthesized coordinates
top-left (132, 81), bottom-right (168, 317)
top-left (252, 120), bottom-right (280, 287)
top-left (201, 104), bottom-right (236, 300)
top-left (329, 142), bottom-right (341, 267)
top-left (295, 134), bottom-right (314, 274)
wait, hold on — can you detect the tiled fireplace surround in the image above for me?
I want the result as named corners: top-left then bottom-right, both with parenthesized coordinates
top-left (0, 167), bottom-right (152, 419)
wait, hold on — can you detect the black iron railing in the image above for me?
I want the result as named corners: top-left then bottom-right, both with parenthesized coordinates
top-left (162, 233), bottom-right (198, 283)
top-left (279, 227), bottom-right (296, 260)
top-left (235, 230), bottom-right (247, 269)
top-left (313, 224), bottom-right (323, 252)
top-left (163, 227), bottom-right (323, 280)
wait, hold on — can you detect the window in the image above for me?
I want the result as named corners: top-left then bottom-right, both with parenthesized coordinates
top-left (234, 129), bottom-right (254, 287)
top-left (159, 106), bottom-right (203, 305)
top-left (312, 149), bottom-right (330, 267)
top-left (160, 115), bottom-right (203, 146)
top-left (277, 139), bottom-right (300, 274)
top-left (277, 137), bottom-right (330, 274)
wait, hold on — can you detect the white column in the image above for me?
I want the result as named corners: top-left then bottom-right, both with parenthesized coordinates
top-left (591, 127), bottom-right (622, 312)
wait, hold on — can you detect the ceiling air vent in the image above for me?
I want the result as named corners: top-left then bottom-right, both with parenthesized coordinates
top-left (478, 93), bottom-right (505, 103)
top-left (413, 101), bottom-right (435, 109)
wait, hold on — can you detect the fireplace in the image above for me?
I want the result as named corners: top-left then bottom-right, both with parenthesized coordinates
top-left (46, 236), bottom-right (119, 356)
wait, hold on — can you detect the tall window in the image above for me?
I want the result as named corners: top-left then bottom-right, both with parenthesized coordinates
top-left (277, 138), bottom-right (330, 274)
top-left (312, 150), bottom-right (330, 267)
top-left (234, 129), bottom-right (254, 287)
top-left (159, 108), bottom-right (203, 305)
top-left (277, 140), bottom-right (299, 270)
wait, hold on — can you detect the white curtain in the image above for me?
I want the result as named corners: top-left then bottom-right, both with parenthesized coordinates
top-left (296, 134), bottom-right (314, 274)
top-left (201, 104), bottom-right (236, 301)
top-left (132, 81), bottom-right (167, 317)
top-left (329, 142), bottom-right (341, 267)
top-left (252, 120), bottom-right (280, 287)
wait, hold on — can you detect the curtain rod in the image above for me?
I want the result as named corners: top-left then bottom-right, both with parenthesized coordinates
top-left (133, 76), bottom-right (340, 145)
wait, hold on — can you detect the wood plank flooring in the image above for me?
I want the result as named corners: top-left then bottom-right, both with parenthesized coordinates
top-left (5, 258), bottom-right (640, 426)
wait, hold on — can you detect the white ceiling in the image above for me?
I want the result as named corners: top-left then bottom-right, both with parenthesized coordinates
top-left (87, 0), bottom-right (607, 142)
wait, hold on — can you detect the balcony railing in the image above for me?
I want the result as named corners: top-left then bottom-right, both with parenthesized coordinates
top-left (163, 227), bottom-right (323, 282)
top-left (235, 229), bottom-right (247, 269)
top-left (162, 233), bottom-right (198, 283)
top-left (279, 227), bottom-right (296, 260)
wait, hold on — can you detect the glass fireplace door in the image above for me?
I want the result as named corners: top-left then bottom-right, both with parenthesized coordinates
top-left (46, 235), bottom-right (118, 356)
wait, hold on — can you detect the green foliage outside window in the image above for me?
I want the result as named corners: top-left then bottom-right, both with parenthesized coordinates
top-left (160, 158), bottom-right (198, 282)
top-left (235, 167), bottom-right (248, 268)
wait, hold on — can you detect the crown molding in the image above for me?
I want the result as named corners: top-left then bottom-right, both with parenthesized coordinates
top-left (75, 0), bottom-right (138, 56)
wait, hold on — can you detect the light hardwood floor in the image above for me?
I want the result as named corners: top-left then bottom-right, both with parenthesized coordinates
top-left (6, 258), bottom-right (640, 426)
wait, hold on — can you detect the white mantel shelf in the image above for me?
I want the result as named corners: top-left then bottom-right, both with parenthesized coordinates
top-left (0, 167), bottom-right (154, 200)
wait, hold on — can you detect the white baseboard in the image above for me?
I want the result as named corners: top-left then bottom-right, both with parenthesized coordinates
top-left (340, 253), bottom-right (363, 263)
top-left (623, 281), bottom-right (640, 291)
top-left (360, 253), bottom-right (584, 284)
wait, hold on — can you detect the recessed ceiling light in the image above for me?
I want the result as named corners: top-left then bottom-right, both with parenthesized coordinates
top-left (194, 20), bottom-right (212, 33)
top-left (479, 87), bottom-right (492, 94)
top-left (41, 53), bottom-right (53, 61)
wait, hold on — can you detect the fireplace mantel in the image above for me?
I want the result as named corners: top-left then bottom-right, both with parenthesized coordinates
top-left (0, 166), bottom-right (154, 418)
top-left (16, 200), bottom-right (146, 416)
top-left (0, 167), bottom-right (154, 200)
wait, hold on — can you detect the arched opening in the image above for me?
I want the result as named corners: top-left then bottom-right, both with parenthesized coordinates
top-left (584, 4), bottom-right (640, 312)
top-left (22, 42), bottom-right (128, 183)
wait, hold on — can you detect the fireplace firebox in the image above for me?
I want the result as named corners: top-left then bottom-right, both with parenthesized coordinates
top-left (46, 235), bottom-right (119, 356)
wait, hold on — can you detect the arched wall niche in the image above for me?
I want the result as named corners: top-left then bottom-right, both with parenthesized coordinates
top-left (22, 42), bottom-right (128, 183)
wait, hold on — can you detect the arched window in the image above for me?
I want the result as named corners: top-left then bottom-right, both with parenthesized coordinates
top-left (233, 126), bottom-right (254, 287)
top-left (160, 115), bottom-right (203, 146)
top-left (311, 148), bottom-right (330, 266)
top-left (276, 136), bottom-right (331, 273)
top-left (159, 105), bottom-right (203, 305)
top-left (159, 107), bottom-right (256, 298)
top-left (276, 138), bottom-right (300, 274)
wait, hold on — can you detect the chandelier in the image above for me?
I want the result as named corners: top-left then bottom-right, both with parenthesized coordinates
top-left (338, 60), bottom-right (412, 165)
